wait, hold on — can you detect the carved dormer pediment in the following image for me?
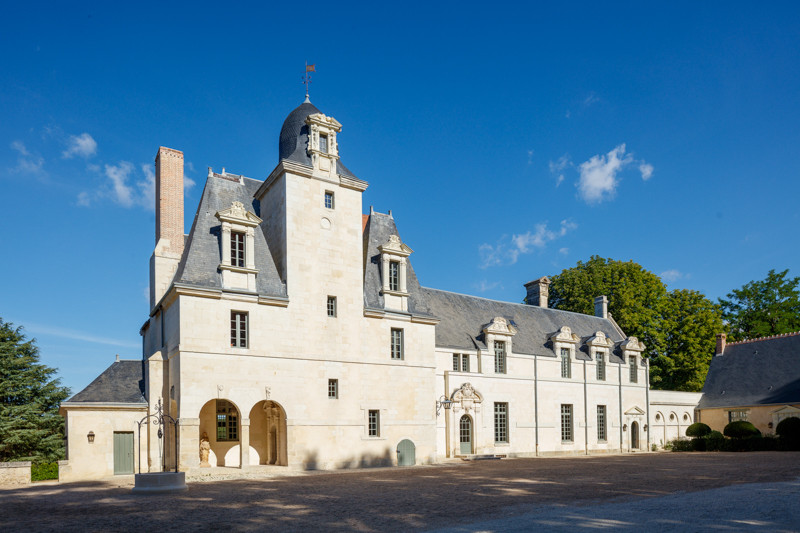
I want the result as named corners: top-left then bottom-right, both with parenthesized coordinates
top-left (483, 317), bottom-right (517, 337)
top-left (586, 330), bottom-right (614, 348)
top-left (549, 326), bottom-right (580, 345)
top-left (378, 234), bottom-right (413, 257)
top-left (620, 336), bottom-right (646, 352)
top-left (306, 113), bottom-right (342, 176)
top-left (215, 201), bottom-right (262, 227)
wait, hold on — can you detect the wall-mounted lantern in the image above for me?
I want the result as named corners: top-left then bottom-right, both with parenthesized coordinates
top-left (87, 431), bottom-right (95, 443)
top-left (768, 422), bottom-right (774, 429)
top-left (644, 424), bottom-right (648, 432)
top-left (623, 424), bottom-right (628, 432)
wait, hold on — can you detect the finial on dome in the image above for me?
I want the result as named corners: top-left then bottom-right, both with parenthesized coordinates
top-left (303, 62), bottom-right (315, 101)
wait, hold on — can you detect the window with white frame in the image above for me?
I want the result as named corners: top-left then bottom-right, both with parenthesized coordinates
top-left (216, 400), bottom-right (238, 441)
top-left (461, 354), bottom-right (469, 372)
top-left (560, 347), bottom-right (571, 378)
top-left (561, 404), bottom-right (573, 442)
top-left (597, 405), bottom-right (607, 441)
top-left (327, 296), bottom-right (337, 317)
top-left (494, 341), bottom-right (507, 374)
top-left (388, 261), bottom-right (400, 291)
top-left (629, 355), bottom-right (638, 383)
top-left (728, 409), bottom-right (749, 423)
top-left (319, 134), bottom-right (329, 154)
top-left (368, 409), bottom-right (380, 437)
top-left (391, 328), bottom-right (404, 360)
top-left (231, 231), bottom-right (245, 268)
top-left (328, 379), bottom-right (338, 399)
top-left (453, 354), bottom-right (460, 371)
top-left (324, 191), bottom-right (334, 209)
top-left (596, 351), bottom-right (606, 381)
top-left (494, 402), bottom-right (508, 443)
top-left (230, 311), bottom-right (248, 348)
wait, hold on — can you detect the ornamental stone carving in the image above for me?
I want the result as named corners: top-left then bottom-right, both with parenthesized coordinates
top-left (451, 382), bottom-right (483, 413)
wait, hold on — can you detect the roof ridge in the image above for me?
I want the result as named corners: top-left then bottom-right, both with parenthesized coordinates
top-left (728, 330), bottom-right (800, 346)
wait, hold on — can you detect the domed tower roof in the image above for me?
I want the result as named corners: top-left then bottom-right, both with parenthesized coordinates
top-left (278, 100), bottom-right (322, 166)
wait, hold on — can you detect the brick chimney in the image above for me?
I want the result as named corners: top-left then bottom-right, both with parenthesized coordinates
top-left (524, 277), bottom-right (550, 308)
top-left (150, 147), bottom-right (185, 309)
top-left (715, 333), bottom-right (727, 356)
top-left (594, 295), bottom-right (608, 319)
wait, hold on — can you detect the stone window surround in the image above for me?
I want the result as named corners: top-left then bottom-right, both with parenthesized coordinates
top-left (483, 317), bottom-right (516, 376)
top-left (550, 326), bottom-right (580, 380)
top-left (328, 378), bottom-right (338, 399)
top-left (324, 190), bottom-right (334, 209)
top-left (215, 201), bottom-right (262, 286)
top-left (391, 328), bottom-right (404, 360)
top-left (379, 235), bottom-right (413, 298)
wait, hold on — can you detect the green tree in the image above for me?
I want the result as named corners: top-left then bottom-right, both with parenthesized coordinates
top-left (0, 318), bottom-right (70, 462)
top-left (548, 256), bottom-right (667, 359)
top-left (719, 269), bottom-right (800, 341)
top-left (652, 289), bottom-right (723, 391)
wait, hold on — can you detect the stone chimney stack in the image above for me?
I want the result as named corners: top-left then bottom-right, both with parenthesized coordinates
top-left (594, 295), bottom-right (608, 319)
top-left (150, 147), bottom-right (185, 309)
top-left (715, 333), bottom-right (727, 356)
top-left (524, 277), bottom-right (551, 308)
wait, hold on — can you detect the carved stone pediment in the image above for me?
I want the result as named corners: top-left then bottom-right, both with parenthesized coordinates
top-left (483, 317), bottom-right (517, 337)
top-left (549, 326), bottom-right (580, 344)
top-left (625, 406), bottom-right (646, 416)
top-left (586, 330), bottom-right (614, 348)
top-left (450, 383), bottom-right (483, 413)
top-left (306, 112), bottom-right (342, 131)
top-left (620, 336), bottom-right (646, 352)
top-left (215, 201), bottom-right (262, 226)
top-left (378, 234), bottom-right (413, 257)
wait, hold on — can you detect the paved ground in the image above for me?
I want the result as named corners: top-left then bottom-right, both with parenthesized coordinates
top-left (2, 452), bottom-right (799, 532)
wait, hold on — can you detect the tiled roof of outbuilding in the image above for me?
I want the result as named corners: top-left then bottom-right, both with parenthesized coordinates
top-left (66, 360), bottom-right (146, 404)
top-left (173, 174), bottom-right (287, 297)
top-left (421, 288), bottom-right (625, 358)
top-left (698, 332), bottom-right (800, 409)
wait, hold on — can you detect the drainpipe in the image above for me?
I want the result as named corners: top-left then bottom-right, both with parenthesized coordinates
top-left (583, 360), bottom-right (588, 456)
top-left (444, 370), bottom-right (450, 458)
top-left (534, 354), bottom-right (539, 457)
top-left (645, 357), bottom-right (651, 451)
top-left (619, 358), bottom-right (624, 452)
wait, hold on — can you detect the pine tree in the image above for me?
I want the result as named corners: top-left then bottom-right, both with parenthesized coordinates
top-left (0, 318), bottom-right (71, 462)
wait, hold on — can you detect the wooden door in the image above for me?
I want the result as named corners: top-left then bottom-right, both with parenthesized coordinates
top-left (113, 432), bottom-right (134, 474)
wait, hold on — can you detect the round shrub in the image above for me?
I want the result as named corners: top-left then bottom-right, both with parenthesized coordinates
top-left (776, 417), bottom-right (800, 439)
top-left (704, 430), bottom-right (725, 451)
top-left (685, 422), bottom-right (711, 438)
top-left (723, 421), bottom-right (761, 439)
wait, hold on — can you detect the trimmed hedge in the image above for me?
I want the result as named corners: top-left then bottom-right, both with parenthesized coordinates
top-left (31, 462), bottom-right (59, 481)
top-left (686, 423), bottom-right (711, 438)
top-left (705, 430), bottom-right (725, 451)
top-left (724, 421), bottom-right (761, 439)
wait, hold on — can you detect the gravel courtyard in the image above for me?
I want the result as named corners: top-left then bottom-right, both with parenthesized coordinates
top-left (3, 452), bottom-right (799, 532)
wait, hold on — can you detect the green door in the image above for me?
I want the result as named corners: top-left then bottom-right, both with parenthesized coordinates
top-left (113, 432), bottom-right (134, 474)
top-left (459, 415), bottom-right (472, 454)
top-left (396, 439), bottom-right (415, 466)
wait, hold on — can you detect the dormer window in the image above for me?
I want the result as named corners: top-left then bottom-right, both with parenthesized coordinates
top-left (389, 261), bottom-right (400, 291)
top-left (378, 234), bottom-right (413, 312)
top-left (231, 231), bottom-right (245, 268)
top-left (319, 134), bottom-right (328, 154)
top-left (306, 113), bottom-right (341, 175)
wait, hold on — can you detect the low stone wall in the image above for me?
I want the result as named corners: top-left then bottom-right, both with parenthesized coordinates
top-left (0, 461), bottom-right (31, 485)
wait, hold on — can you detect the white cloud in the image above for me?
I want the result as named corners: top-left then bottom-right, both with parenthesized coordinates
top-left (480, 220), bottom-right (577, 268)
top-left (556, 174), bottom-right (565, 187)
top-left (475, 280), bottom-right (500, 293)
top-left (18, 322), bottom-right (139, 348)
top-left (583, 92), bottom-right (600, 107)
top-left (660, 269), bottom-right (683, 282)
top-left (139, 163), bottom-right (156, 209)
top-left (105, 162), bottom-right (135, 207)
top-left (527, 150), bottom-right (534, 165)
top-left (577, 144), bottom-right (633, 204)
top-left (9, 140), bottom-right (44, 175)
top-left (80, 161), bottom-right (194, 210)
top-left (559, 247), bottom-right (569, 255)
top-left (62, 133), bottom-right (97, 159)
top-left (76, 191), bottom-right (91, 207)
top-left (549, 155), bottom-right (571, 187)
top-left (639, 162), bottom-right (654, 181)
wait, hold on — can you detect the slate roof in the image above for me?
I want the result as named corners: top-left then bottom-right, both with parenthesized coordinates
top-left (278, 100), bottom-right (357, 178)
top-left (173, 174), bottom-right (287, 297)
top-left (67, 360), bottom-right (146, 404)
top-left (698, 333), bottom-right (800, 409)
top-left (362, 212), bottom-right (433, 317)
top-left (421, 287), bottom-right (626, 359)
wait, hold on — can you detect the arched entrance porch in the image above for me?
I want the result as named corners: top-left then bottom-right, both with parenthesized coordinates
top-left (198, 399), bottom-right (241, 467)
top-left (249, 400), bottom-right (288, 466)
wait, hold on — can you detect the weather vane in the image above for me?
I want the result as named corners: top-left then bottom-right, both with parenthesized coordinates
top-left (303, 62), bottom-right (315, 101)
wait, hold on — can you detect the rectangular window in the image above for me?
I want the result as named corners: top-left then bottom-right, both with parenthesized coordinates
top-left (319, 134), bottom-right (329, 154)
top-left (729, 409), bottom-right (749, 423)
top-left (389, 261), bottom-right (400, 291)
top-left (461, 354), bottom-right (470, 372)
top-left (324, 191), bottom-right (334, 209)
top-left (494, 402), bottom-right (508, 443)
top-left (216, 400), bottom-right (238, 441)
top-left (328, 379), bottom-right (338, 399)
top-left (560, 347), bottom-right (571, 378)
top-left (596, 351), bottom-right (605, 381)
top-left (494, 341), bottom-right (506, 374)
top-left (391, 328), bottom-right (404, 360)
top-left (231, 231), bottom-right (245, 268)
top-left (368, 409), bottom-right (380, 437)
top-left (629, 355), bottom-right (638, 383)
top-left (327, 296), bottom-right (337, 317)
top-left (453, 354), bottom-right (460, 371)
top-left (597, 405), bottom-right (607, 442)
top-left (561, 404), bottom-right (573, 442)
top-left (230, 311), bottom-right (248, 348)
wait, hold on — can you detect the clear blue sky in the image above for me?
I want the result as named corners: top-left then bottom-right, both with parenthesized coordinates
top-left (2, 2), bottom-right (799, 394)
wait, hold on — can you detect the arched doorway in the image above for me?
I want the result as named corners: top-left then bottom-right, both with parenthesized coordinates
top-left (459, 415), bottom-right (473, 455)
top-left (249, 400), bottom-right (288, 466)
top-left (397, 439), bottom-right (415, 466)
top-left (631, 421), bottom-right (640, 450)
top-left (198, 399), bottom-right (241, 467)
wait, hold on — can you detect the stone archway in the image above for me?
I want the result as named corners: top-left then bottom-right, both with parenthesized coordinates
top-left (198, 398), bottom-right (241, 467)
top-left (249, 400), bottom-right (288, 466)
top-left (631, 421), bottom-right (640, 450)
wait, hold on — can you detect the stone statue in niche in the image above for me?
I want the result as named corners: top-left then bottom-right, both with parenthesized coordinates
top-left (199, 432), bottom-right (211, 467)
